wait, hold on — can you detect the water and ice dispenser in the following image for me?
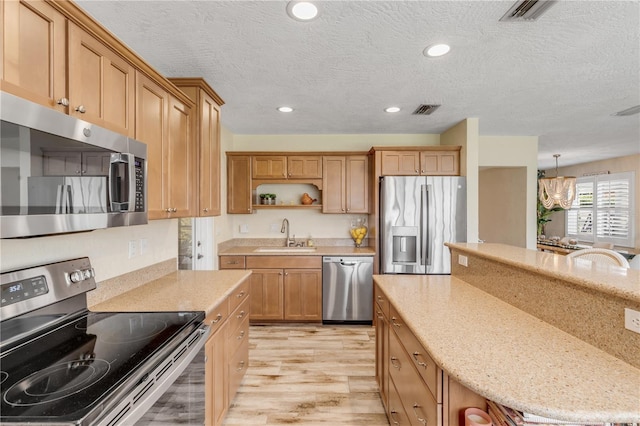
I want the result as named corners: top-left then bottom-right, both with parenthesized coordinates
top-left (391, 226), bottom-right (419, 265)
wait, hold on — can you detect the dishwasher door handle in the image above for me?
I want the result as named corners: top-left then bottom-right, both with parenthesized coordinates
top-left (340, 262), bottom-right (357, 266)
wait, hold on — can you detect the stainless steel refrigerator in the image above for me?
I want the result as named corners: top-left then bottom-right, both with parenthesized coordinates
top-left (380, 176), bottom-right (466, 274)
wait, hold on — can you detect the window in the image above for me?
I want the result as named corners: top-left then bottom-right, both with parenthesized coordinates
top-left (566, 172), bottom-right (635, 247)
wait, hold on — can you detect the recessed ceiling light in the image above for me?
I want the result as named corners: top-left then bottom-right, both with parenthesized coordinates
top-left (286, 1), bottom-right (319, 21)
top-left (424, 44), bottom-right (451, 58)
top-left (278, 106), bottom-right (294, 113)
top-left (385, 107), bottom-right (401, 113)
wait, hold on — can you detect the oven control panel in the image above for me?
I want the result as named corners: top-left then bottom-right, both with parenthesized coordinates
top-left (1, 276), bottom-right (49, 307)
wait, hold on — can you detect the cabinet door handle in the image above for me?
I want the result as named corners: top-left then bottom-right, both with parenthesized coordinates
top-left (57, 97), bottom-right (69, 106)
top-left (237, 310), bottom-right (246, 319)
top-left (237, 290), bottom-right (245, 298)
top-left (236, 360), bottom-right (245, 371)
top-left (390, 409), bottom-right (401, 426)
top-left (390, 356), bottom-right (401, 369)
top-left (377, 295), bottom-right (384, 302)
top-left (203, 208), bottom-right (209, 213)
top-left (412, 403), bottom-right (427, 425)
top-left (391, 317), bottom-right (402, 328)
top-left (237, 330), bottom-right (245, 340)
top-left (210, 313), bottom-right (222, 324)
top-left (75, 105), bottom-right (86, 113)
top-left (376, 310), bottom-right (383, 320)
top-left (412, 352), bottom-right (428, 369)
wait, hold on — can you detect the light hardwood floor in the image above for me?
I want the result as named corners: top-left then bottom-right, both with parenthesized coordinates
top-left (223, 325), bottom-right (389, 425)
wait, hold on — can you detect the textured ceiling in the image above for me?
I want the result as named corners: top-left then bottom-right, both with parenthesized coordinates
top-left (75, 0), bottom-right (640, 169)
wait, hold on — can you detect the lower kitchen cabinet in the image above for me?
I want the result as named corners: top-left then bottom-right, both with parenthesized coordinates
top-left (204, 277), bottom-right (250, 426)
top-left (375, 282), bottom-right (485, 426)
top-left (220, 255), bottom-right (322, 323)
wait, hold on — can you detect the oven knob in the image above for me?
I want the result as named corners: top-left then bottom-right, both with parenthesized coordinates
top-left (69, 271), bottom-right (83, 283)
top-left (82, 269), bottom-right (93, 280)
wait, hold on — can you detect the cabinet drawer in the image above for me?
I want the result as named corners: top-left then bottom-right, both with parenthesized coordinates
top-left (227, 314), bottom-right (249, 358)
top-left (205, 298), bottom-right (229, 336)
top-left (246, 256), bottom-right (322, 269)
top-left (389, 330), bottom-right (440, 426)
top-left (389, 376), bottom-right (411, 426)
top-left (227, 298), bottom-right (250, 340)
top-left (374, 284), bottom-right (390, 318)
top-left (219, 256), bottom-right (246, 269)
top-left (228, 336), bottom-right (249, 400)
top-left (390, 306), bottom-right (441, 402)
top-left (229, 278), bottom-right (250, 313)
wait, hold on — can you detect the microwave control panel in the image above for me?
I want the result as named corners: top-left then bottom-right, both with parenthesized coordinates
top-left (134, 158), bottom-right (145, 212)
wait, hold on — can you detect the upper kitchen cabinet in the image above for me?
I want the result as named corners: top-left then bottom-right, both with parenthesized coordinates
top-left (169, 78), bottom-right (225, 217)
top-left (67, 22), bottom-right (135, 137)
top-left (375, 147), bottom-right (461, 176)
top-left (1, 0), bottom-right (67, 112)
top-left (136, 72), bottom-right (196, 219)
top-left (287, 156), bottom-right (322, 179)
top-left (227, 155), bottom-right (252, 214)
top-left (252, 156), bottom-right (287, 179)
top-left (322, 155), bottom-right (369, 214)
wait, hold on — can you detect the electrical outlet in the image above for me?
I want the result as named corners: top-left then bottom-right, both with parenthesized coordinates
top-left (624, 308), bottom-right (640, 334)
top-left (270, 223), bottom-right (280, 233)
top-left (128, 240), bottom-right (137, 259)
top-left (458, 255), bottom-right (468, 267)
top-left (239, 224), bottom-right (249, 234)
top-left (139, 238), bottom-right (148, 255)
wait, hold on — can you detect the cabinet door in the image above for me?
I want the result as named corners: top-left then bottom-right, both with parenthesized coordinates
top-left (287, 156), bottom-right (322, 178)
top-left (381, 151), bottom-right (420, 176)
top-left (283, 269), bottom-right (322, 321)
top-left (322, 156), bottom-right (346, 213)
top-left (167, 95), bottom-right (196, 217)
top-left (252, 156), bottom-right (287, 179)
top-left (420, 151), bottom-right (460, 176)
top-left (375, 301), bottom-right (389, 410)
top-left (249, 269), bottom-right (284, 321)
top-left (227, 156), bottom-right (252, 214)
top-left (68, 23), bottom-right (134, 137)
top-left (199, 91), bottom-right (222, 216)
top-left (345, 155), bottom-right (369, 213)
top-left (1, 0), bottom-right (67, 111)
top-left (135, 72), bottom-right (168, 220)
top-left (205, 321), bottom-right (228, 426)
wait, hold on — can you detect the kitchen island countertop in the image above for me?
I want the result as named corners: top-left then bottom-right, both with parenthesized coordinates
top-left (374, 273), bottom-right (640, 423)
top-left (90, 270), bottom-right (251, 315)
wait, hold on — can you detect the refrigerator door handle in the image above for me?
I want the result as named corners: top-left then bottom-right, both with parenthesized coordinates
top-left (420, 184), bottom-right (429, 266)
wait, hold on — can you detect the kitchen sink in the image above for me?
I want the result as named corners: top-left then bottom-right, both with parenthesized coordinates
top-left (253, 247), bottom-right (317, 253)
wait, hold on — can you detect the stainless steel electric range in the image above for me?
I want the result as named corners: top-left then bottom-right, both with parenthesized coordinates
top-left (0, 257), bottom-right (210, 425)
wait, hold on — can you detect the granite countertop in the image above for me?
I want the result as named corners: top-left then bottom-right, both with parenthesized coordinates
top-left (90, 270), bottom-right (252, 315)
top-left (374, 274), bottom-right (640, 423)
top-left (447, 243), bottom-right (640, 303)
top-left (219, 246), bottom-right (375, 256)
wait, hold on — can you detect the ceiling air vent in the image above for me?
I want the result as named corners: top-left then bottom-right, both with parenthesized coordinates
top-left (412, 104), bottom-right (440, 115)
top-left (499, 0), bottom-right (557, 22)
top-left (613, 105), bottom-right (640, 116)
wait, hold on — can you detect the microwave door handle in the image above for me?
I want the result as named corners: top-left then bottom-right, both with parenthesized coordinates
top-left (109, 153), bottom-right (135, 212)
top-left (55, 184), bottom-right (63, 214)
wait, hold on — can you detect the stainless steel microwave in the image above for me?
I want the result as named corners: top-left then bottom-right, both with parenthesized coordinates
top-left (0, 92), bottom-right (147, 238)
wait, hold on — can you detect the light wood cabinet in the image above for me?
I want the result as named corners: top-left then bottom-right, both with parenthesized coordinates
top-left (169, 78), bottom-right (224, 217)
top-left (379, 149), bottom-right (460, 176)
top-left (136, 73), bottom-right (196, 218)
top-left (322, 155), bottom-right (369, 214)
top-left (227, 155), bottom-right (253, 214)
top-left (283, 269), bottom-right (322, 321)
top-left (376, 282), bottom-right (484, 426)
top-left (252, 156), bottom-right (287, 179)
top-left (1, 0), bottom-right (67, 111)
top-left (205, 320), bottom-right (227, 426)
top-left (67, 22), bottom-right (135, 137)
top-left (43, 151), bottom-right (111, 176)
top-left (287, 156), bottom-right (322, 178)
top-left (222, 255), bottom-right (323, 323)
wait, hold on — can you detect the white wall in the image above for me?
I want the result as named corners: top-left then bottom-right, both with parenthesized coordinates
top-left (478, 135), bottom-right (539, 249)
top-left (232, 134), bottom-right (439, 152)
top-left (0, 219), bottom-right (178, 281)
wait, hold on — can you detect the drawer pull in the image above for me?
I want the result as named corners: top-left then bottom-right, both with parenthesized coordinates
top-left (237, 310), bottom-right (246, 319)
top-left (412, 351), bottom-right (428, 369)
top-left (228, 260), bottom-right (239, 265)
top-left (237, 290), bottom-right (245, 298)
top-left (210, 313), bottom-right (223, 324)
top-left (377, 295), bottom-right (384, 301)
top-left (236, 360), bottom-right (245, 371)
top-left (391, 317), bottom-right (402, 328)
top-left (237, 330), bottom-right (245, 340)
top-left (390, 409), bottom-right (401, 426)
top-left (390, 356), bottom-right (401, 369)
top-left (412, 403), bottom-right (427, 425)
top-left (376, 311), bottom-right (384, 320)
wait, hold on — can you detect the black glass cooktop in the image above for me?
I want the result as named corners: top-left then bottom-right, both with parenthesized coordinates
top-left (0, 310), bottom-right (204, 424)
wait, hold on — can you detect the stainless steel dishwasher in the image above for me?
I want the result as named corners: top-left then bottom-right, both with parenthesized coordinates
top-left (322, 256), bottom-right (374, 324)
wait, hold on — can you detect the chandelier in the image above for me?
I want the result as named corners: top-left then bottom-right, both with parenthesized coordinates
top-left (538, 154), bottom-right (576, 209)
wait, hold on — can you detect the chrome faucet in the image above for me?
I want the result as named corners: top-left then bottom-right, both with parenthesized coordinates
top-left (281, 218), bottom-right (295, 247)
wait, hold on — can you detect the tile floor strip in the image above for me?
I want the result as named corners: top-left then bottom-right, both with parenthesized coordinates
top-left (223, 324), bottom-right (389, 426)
